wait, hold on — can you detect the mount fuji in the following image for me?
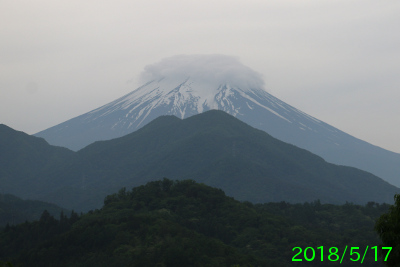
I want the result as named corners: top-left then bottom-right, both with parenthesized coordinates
top-left (35, 55), bottom-right (400, 187)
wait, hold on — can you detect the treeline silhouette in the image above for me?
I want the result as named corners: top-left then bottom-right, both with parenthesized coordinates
top-left (0, 179), bottom-right (389, 266)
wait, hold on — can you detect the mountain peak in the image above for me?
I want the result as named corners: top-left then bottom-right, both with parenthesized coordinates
top-left (34, 55), bottom-right (276, 151)
top-left (34, 55), bottom-right (400, 187)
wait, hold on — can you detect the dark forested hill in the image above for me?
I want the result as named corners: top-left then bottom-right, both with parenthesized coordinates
top-left (0, 124), bottom-right (74, 197)
top-left (0, 179), bottom-right (389, 266)
top-left (0, 193), bottom-right (67, 227)
top-left (51, 110), bottom-right (399, 210)
top-left (0, 111), bottom-right (398, 212)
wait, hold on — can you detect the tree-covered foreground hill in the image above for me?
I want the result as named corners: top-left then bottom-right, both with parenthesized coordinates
top-left (0, 179), bottom-right (391, 266)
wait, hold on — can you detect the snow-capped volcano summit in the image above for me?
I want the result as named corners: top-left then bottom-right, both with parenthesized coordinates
top-left (35, 54), bottom-right (400, 187)
top-left (34, 54), bottom-right (275, 149)
top-left (86, 74), bottom-right (287, 129)
top-left (34, 70), bottom-right (319, 152)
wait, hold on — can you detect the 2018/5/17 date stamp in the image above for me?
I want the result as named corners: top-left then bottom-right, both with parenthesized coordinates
top-left (292, 246), bottom-right (391, 263)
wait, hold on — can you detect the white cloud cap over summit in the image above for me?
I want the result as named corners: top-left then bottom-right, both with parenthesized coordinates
top-left (139, 54), bottom-right (265, 89)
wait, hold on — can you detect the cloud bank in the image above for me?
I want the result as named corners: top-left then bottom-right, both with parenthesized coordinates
top-left (140, 54), bottom-right (265, 89)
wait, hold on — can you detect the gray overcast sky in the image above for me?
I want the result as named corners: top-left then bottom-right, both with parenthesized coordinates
top-left (1, 0), bottom-right (400, 153)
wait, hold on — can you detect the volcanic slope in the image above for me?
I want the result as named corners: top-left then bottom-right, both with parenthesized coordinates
top-left (14, 110), bottom-right (395, 211)
top-left (34, 55), bottom-right (400, 187)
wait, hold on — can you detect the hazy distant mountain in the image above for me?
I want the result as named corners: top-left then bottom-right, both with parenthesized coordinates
top-left (4, 111), bottom-right (397, 211)
top-left (34, 55), bottom-right (400, 187)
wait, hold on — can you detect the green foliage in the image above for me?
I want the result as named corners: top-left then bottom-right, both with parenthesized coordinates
top-left (0, 179), bottom-right (390, 266)
top-left (0, 209), bottom-right (80, 266)
top-left (375, 194), bottom-right (400, 266)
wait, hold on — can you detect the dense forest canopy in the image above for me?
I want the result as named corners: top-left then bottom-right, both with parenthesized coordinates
top-left (0, 179), bottom-right (392, 266)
